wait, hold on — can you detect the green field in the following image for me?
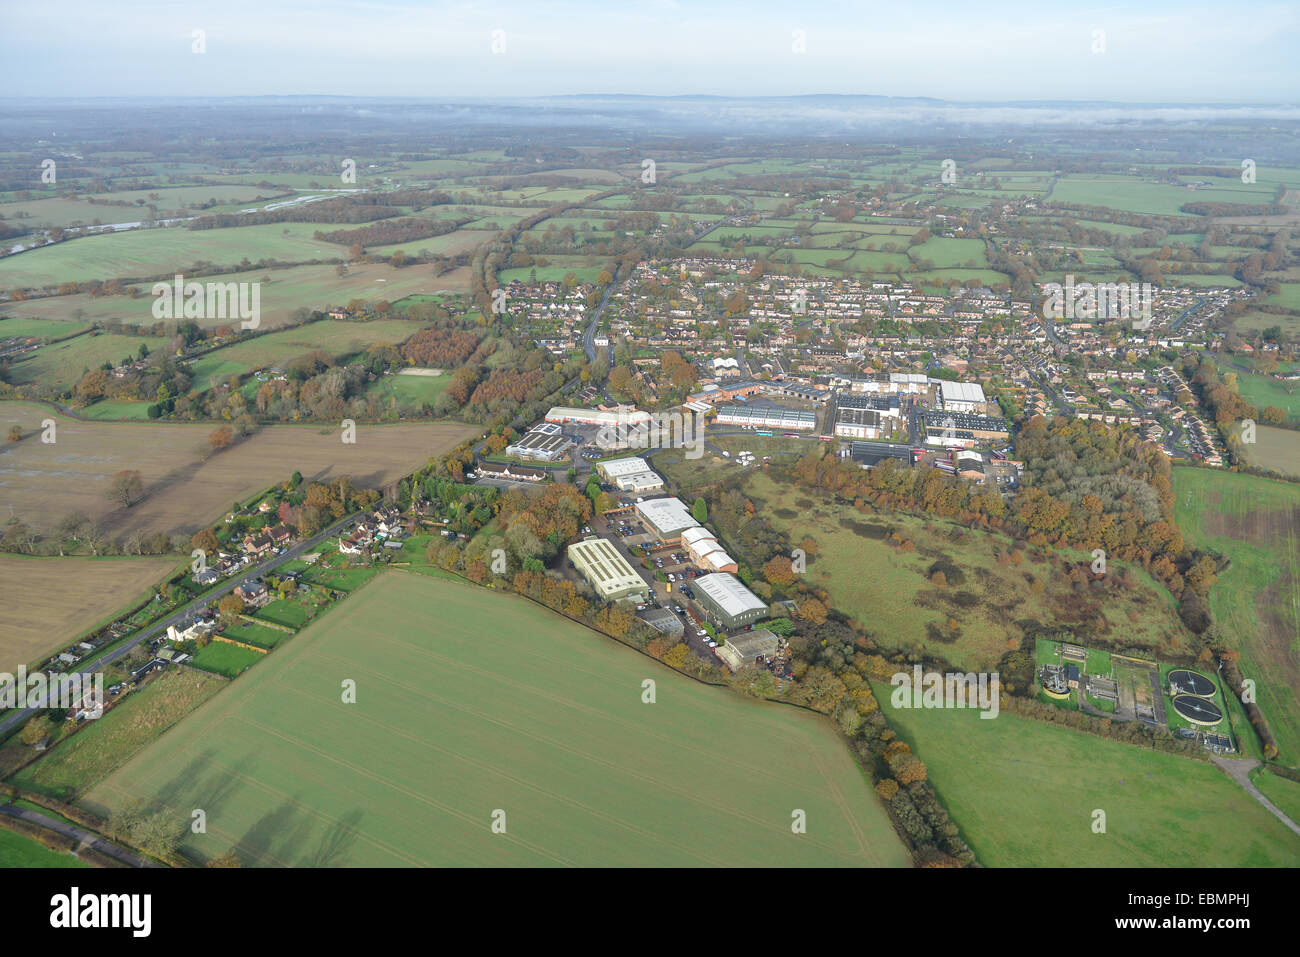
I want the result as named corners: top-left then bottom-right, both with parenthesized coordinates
top-left (1252, 769), bottom-right (1300, 824)
top-left (80, 572), bottom-right (910, 867)
top-left (1175, 468), bottom-right (1300, 766)
top-left (1237, 374), bottom-right (1300, 425)
top-left (877, 687), bottom-right (1300, 867)
top-left (364, 370), bottom-right (451, 410)
top-left (0, 825), bottom-right (89, 868)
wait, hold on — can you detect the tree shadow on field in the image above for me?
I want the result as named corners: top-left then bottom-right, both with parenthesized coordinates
top-left (152, 750), bottom-right (254, 825)
top-left (237, 796), bottom-right (316, 867)
top-left (303, 807), bottom-right (366, 867)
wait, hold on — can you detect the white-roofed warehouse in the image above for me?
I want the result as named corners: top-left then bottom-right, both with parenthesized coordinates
top-left (635, 497), bottom-right (697, 542)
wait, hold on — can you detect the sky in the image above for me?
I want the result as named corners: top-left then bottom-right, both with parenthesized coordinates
top-left (1, 0), bottom-right (1297, 102)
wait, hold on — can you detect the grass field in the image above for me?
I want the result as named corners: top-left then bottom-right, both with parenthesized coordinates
top-left (0, 402), bottom-right (477, 540)
top-left (1252, 769), bottom-right (1300, 824)
top-left (1174, 468), bottom-right (1300, 766)
top-left (7, 331), bottom-right (169, 391)
top-left (1237, 374), bottom-right (1300, 424)
top-left (10, 670), bottom-right (225, 801)
top-left (0, 824), bottom-right (89, 867)
top-left (80, 572), bottom-right (910, 867)
top-left (0, 554), bottom-right (180, 674)
top-left (0, 222), bottom-right (350, 287)
top-left (876, 686), bottom-right (1300, 867)
top-left (739, 471), bottom-right (1190, 674)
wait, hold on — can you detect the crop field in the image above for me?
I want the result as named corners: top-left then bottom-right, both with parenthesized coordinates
top-left (10, 669), bottom-right (226, 801)
top-left (0, 554), bottom-right (180, 674)
top-left (744, 471), bottom-right (1190, 675)
top-left (80, 572), bottom-right (909, 867)
top-left (1175, 468), bottom-right (1300, 766)
top-left (1241, 425), bottom-right (1300, 477)
top-left (0, 261), bottom-right (472, 331)
top-left (875, 686), bottom-right (1300, 867)
top-left (0, 402), bottom-right (477, 540)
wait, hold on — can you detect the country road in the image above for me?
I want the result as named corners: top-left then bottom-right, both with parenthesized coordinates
top-left (0, 512), bottom-right (360, 738)
top-left (0, 804), bottom-right (160, 868)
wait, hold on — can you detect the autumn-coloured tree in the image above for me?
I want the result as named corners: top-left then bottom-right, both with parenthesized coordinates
top-left (191, 528), bottom-right (219, 556)
top-left (208, 424), bottom-right (235, 452)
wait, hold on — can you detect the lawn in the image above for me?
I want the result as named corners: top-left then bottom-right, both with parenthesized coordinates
top-left (254, 598), bottom-right (315, 629)
top-left (80, 572), bottom-right (910, 867)
top-left (9, 669), bottom-right (225, 801)
top-left (191, 640), bottom-right (264, 678)
top-left (876, 686), bottom-right (1300, 867)
top-left (1174, 468), bottom-right (1300, 766)
top-left (222, 620), bottom-right (292, 650)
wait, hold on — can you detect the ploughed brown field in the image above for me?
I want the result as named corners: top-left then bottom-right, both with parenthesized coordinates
top-left (0, 554), bottom-right (180, 673)
top-left (0, 402), bottom-right (477, 541)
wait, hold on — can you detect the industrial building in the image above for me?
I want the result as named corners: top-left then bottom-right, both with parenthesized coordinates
top-left (834, 393), bottom-right (903, 439)
top-left (505, 424), bottom-right (573, 461)
top-left (595, 456), bottom-right (666, 492)
top-left (717, 628), bottom-right (782, 672)
top-left (848, 442), bottom-right (915, 469)
top-left (546, 405), bottom-right (652, 428)
top-left (693, 573), bottom-right (768, 630)
top-left (567, 537), bottom-right (648, 604)
top-left (634, 497), bottom-right (698, 543)
top-left (920, 411), bottom-right (1010, 444)
top-left (715, 405), bottom-right (817, 431)
top-left (939, 381), bottom-right (988, 414)
top-left (681, 526), bottom-right (738, 573)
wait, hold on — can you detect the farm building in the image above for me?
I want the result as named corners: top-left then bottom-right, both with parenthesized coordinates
top-left (693, 573), bottom-right (768, 630)
top-left (568, 537), bottom-right (648, 604)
